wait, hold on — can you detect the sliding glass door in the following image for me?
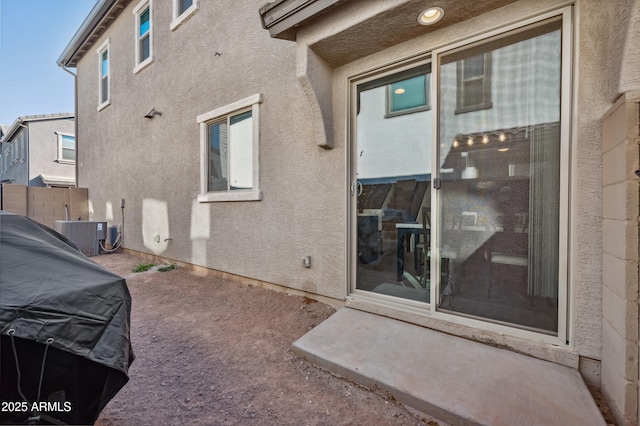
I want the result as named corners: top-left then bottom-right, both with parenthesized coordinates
top-left (353, 62), bottom-right (433, 303)
top-left (435, 17), bottom-right (564, 333)
top-left (350, 10), bottom-right (569, 337)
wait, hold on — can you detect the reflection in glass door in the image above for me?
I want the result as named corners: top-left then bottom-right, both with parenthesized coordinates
top-left (436, 18), bottom-right (564, 334)
top-left (353, 63), bottom-right (433, 303)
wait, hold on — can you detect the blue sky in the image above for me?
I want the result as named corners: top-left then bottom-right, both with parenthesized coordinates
top-left (0, 0), bottom-right (96, 126)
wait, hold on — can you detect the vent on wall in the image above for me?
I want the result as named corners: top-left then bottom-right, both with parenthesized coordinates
top-left (55, 221), bottom-right (107, 256)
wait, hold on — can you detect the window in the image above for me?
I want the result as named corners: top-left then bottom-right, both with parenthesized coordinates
top-left (57, 133), bottom-right (76, 163)
top-left (197, 94), bottom-right (262, 202)
top-left (97, 38), bottom-right (110, 110)
top-left (11, 141), bottom-right (17, 164)
top-left (16, 129), bottom-right (25, 163)
top-left (171, 0), bottom-right (198, 31)
top-left (455, 52), bottom-right (492, 113)
top-left (178, 0), bottom-right (193, 14)
top-left (385, 65), bottom-right (431, 117)
top-left (134, 0), bottom-right (153, 73)
top-left (2, 148), bottom-right (7, 174)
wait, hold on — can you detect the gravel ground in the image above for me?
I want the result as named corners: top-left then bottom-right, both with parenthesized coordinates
top-left (92, 252), bottom-right (444, 426)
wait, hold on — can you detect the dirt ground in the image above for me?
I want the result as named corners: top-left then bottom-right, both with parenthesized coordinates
top-left (92, 252), bottom-right (444, 426)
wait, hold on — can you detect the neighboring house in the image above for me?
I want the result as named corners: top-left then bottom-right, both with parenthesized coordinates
top-left (0, 113), bottom-right (76, 187)
top-left (57, 0), bottom-right (639, 423)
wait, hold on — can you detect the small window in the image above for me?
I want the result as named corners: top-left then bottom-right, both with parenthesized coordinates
top-left (134, 0), bottom-right (153, 73)
top-left (171, 0), bottom-right (198, 31)
top-left (11, 143), bottom-right (17, 164)
top-left (455, 52), bottom-right (492, 114)
top-left (16, 129), bottom-right (26, 162)
top-left (178, 0), bottom-right (193, 14)
top-left (386, 73), bottom-right (430, 117)
top-left (97, 38), bottom-right (111, 110)
top-left (3, 148), bottom-right (8, 173)
top-left (57, 133), bottom-right (76, 163)
top-left (197, 94), bottom-right (262, 202)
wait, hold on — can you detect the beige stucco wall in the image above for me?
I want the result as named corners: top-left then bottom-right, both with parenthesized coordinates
top-left (72, 0), bottom-right (639, 371)
top-left (75, 0), bottom-right (346, 300)
top-left (601, 91), bottom-right (640, 426)
top-left (28, 119), bottom-right (76, 185)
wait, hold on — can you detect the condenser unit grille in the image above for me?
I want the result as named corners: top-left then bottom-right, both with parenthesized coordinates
top-left (55, 221), bottom-right (107, 256)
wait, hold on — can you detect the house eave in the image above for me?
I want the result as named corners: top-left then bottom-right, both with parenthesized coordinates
top-left (57, 0), bottom-right (131, 68)
top-left (0, 113), bottom-right (74, 143)
top-left (259, 0), bottom-right (345, 40)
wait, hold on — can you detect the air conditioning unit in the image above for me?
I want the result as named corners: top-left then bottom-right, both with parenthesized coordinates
top-left (55, 220), bottom-right (107, 256)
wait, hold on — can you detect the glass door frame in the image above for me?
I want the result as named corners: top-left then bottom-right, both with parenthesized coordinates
top-left (347, 5), bottom-right (573, 346)
top-left (348, 53), bottom-right (435, 312)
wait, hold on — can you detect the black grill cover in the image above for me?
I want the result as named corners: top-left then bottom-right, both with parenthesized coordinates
top-left (0, 212), bottom-right (133, 424)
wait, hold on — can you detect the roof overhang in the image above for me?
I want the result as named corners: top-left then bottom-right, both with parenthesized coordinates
top-left (57, 0), bottom-right (131, 68)
top-left (1, 113), bottom-right (74, 143)
top-left (259, 0), bottom-right (521, 67)
top-left (259, 0), bottom-right (345, 40)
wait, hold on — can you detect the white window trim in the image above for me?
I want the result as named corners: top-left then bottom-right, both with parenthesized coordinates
top-left (133, 0), bottom-right (153, 74)
top-left (97, 38), bottom-right (111, 111)
top-left (56, 132), bottom-right (76, 164)
top-left (171, 0), bottom-right (199, 31)
top-left (197, 93), bottom-right (262, 203)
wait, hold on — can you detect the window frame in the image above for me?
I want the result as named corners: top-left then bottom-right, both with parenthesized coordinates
top-left (171, 0), bottom-right (199, 31)
top-left (97, 38), bottom-right (111, 111)
top-left (56, 132), bottom-right (76, 164)
top-left (385, 73), bottom-right (431, 118)
top-left (455, 52), bottom-right (493, 114)
top-left (434, 11), bottom-right (571, 344)
top-left (197, 94), bottom-right (263, 203)
top-left (133, 0), bottom-right (153, 74)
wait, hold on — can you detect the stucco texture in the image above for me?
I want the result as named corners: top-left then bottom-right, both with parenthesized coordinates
top-left (75, 0), bottom-right (346, 300)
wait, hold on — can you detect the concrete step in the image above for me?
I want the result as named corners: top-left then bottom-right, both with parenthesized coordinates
top-left (293, 308), bottom-right (605, 426)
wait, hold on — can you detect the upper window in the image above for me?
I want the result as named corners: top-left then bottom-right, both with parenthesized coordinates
top-left (171, 0), bottom-right (199, 31)
top-left (197, 94), bottom-right (262, 202)
top-left (97, 38), bottom-right (110, 110)
top-left (134, 0), bottom-right (153, 73)
top-left (2, 148), bottom-right (8, 174)
top-left (57, 133), bottom-right (76, 163)
top-left (455, 52), bottom-right (492, 114)
top-left (15, 129), bottom-right (26, 163)
top-left (384, 65), bottom-right (431, 117)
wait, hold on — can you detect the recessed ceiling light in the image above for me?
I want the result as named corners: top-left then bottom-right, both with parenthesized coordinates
top-left (418, 7), bottom-right (444, 26)
top-left (394, 88), bottom-right (406, 94)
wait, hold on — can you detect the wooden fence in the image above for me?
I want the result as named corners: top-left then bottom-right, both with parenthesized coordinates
top-left (1, 184), bottom-right (88, 229)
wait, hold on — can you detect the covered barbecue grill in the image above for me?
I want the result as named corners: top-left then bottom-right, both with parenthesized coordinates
top-left (0, 211), bottom-right (134, 424)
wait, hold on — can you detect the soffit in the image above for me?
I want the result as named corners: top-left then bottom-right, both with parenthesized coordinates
top-left (308, 0), bottom-right (519, 68)
top-left (60, 0), bottom-right (131, 67)
top-left (260, 0), bottom-right (346, 40)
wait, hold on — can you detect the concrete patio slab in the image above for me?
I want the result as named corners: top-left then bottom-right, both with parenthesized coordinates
top-left (293, 308), bottom-right (605, 426)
